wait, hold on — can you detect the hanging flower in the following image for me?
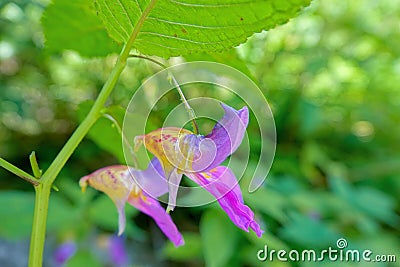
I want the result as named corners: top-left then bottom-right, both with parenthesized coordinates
top-left (134, 103), bottom-right (263, 237)
top-left (79, 159), bottom-right (184, 247)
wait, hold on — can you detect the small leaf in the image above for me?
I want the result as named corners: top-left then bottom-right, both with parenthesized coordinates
top-left (42, 0), bottom-right (121, 57)
top-left (96, 0), bottom-right (311, 58)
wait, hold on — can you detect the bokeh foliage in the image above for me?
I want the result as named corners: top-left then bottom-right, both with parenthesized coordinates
top-left (0, 0), bottom-right (399, 266)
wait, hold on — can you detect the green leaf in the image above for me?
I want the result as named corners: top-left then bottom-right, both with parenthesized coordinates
top-left (42, 0), bottom-right (121, 57)
top-left (96, 0), bottom-right (311, 58)
top-left (200, 209), bottom-right (239, 267)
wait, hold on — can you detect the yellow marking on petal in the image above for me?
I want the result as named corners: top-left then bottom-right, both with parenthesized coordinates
top-left (82, 166), bottom-right (133, 206)
top-left (128, 187), bottom-right (151, 205)
top-left (202, 173), bottom-right (212, 179)
top-left (140, 194), bottom-right (149, 203)
top-left (137, 127), bottom-right (195, 173)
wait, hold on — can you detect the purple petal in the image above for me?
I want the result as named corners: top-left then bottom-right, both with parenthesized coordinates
top-left (129, 158), bottom-right (168, 198)
top-left (127, 192), bottom-right (184, 247)
top-left (180, 104), bottom-right (249, 173)
top-left (181, 134), bottom-right (217, 172)
top-left (204, 103), bottom-right (249, 170)
top-left (187, 166), bottom-right (263, 237)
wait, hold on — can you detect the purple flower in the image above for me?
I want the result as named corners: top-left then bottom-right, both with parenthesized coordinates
top-left (79, 162), bottom-right (184, 247)
top-left (53, 241), bottom-right (77, 266)
top-left (108, 235), bottom-right (129, 267)
top-left (134, 103), bottom-right (263, 237)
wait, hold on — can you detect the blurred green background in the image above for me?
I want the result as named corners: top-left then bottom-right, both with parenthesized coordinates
top-left (0, 0), bottom-right (399, 266)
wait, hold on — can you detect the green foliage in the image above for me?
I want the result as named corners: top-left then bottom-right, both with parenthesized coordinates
top-left (200, 209), bottom-right (240, 267)
top-left (1, 0), bottom-right (400, 266)
top-left (329, 176), bottom-right (398, 226)
top-left (42, 0), bottom-right (121, 57)
top-left (279, 212), bottom-right (339, 248)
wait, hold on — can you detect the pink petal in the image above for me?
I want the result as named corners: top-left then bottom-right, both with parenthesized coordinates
top-left (187, 166), bottom-right (263, 237)
top-left (128, 192), bottom-right (184, 247)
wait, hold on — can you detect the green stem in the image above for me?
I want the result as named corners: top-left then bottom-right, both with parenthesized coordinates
top-left (27, 1), bottom-right (158, 266)
top-left (0, 158), bottom-right (39, 186)
top-left (28, 183), bottom-right (51, 267)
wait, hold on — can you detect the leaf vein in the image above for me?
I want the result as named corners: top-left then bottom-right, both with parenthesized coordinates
top-left (146, 16), bottom-right (246, 29)
top-left (134, 0), bottom-right (143, 13)
top-left (139, 31), bottom-right (225, 45)
top-left (116, 0), bottom-right (135, 28)
top-left (167, 0), bottom-right (258, 8)
top-left (103, 0), bottom-right (130, 39)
